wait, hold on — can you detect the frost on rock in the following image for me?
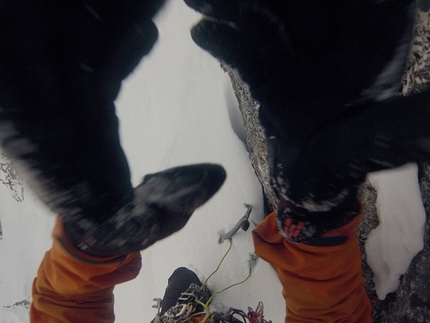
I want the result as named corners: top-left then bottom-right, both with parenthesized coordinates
top-left (0, 150), bottom-right (24, 240)
top-left (0, 151), bottom-right (24, 203)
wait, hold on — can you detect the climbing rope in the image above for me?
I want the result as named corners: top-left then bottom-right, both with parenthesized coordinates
top-left (201, 239), bottom-right (253, 309)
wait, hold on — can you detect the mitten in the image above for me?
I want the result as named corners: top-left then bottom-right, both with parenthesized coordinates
top-left (64, 163), bottom-right (226, 257)
top-left (186, 0), bottom-right (430, 245)
top-left (0, 0), bottom-right (226, 256)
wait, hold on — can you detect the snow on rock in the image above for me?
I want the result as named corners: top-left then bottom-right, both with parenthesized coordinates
top-left (0, 152), bottom-right (24, 203)
top-left (366, 163), bottom-right (426, 299)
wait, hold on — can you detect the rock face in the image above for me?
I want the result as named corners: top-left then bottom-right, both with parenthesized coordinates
top-left (0, 151), bottom-right (24, 203)
top-left (224, 3), bottom-right (430, 321)
top-left (223, 69), bottom-right (278, 214)
top-left (0, 150), bottom-right (24, 240)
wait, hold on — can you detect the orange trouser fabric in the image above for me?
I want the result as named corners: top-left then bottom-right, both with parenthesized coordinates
top-left (30, 218), bottom-right (142, 323)
top-left (252, 212), bottom-right (372, 323)
top-left (31, 213), bottom-right (372, 323)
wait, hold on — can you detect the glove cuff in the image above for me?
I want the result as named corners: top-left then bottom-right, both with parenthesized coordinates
top-left (276, 191), bottom-right (361, 246)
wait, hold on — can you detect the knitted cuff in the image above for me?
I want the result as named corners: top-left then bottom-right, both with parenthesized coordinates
top-left (276, 192), bottom-right (361, 246)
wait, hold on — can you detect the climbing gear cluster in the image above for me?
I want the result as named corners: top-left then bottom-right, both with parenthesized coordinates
top-left (155, 290), bottom-right (271, 323)
top-left (152, 205), bottom-right (271, 323)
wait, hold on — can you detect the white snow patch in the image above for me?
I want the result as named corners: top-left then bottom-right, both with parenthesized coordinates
top-left (366, 163), bottom-right (425, 299)
top-left (0, 308), bottom-right (22, 323)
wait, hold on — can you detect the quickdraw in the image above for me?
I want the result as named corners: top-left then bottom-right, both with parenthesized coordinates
top-left (218, 302), bottom-right (272, 323)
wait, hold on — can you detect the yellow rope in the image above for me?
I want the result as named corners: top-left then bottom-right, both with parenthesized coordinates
top-left (205, 265), bottom-right (252, 307)
top-left (201, 238), bottom-right (253, 308)
top-left (202, 239), bottom-right (233, 287)
top-left (172, 238), bottom-right (254, 323)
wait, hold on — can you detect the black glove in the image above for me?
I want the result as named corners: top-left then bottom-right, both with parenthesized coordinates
top-left (0, 0), bottom-right (226, 256)
top-left (0, 0), bottom-right (165, 220)
top-left (186, 0), bottom-right (430, 245)
top-left (64, 163), bottom-right (226, 257)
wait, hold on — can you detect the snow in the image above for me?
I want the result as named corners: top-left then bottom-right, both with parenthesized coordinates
top-left (0, 188), bottom-right (54, 323)
top-left (0, 0), bottom-right (426, 322)
top-left (366, 163), bottom-right (426, 300)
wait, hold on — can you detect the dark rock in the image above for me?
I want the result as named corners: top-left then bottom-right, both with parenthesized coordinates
top-left (221, 65), bottom-right (279, 212)
top-left (418, 0), bottom-right (430, 12)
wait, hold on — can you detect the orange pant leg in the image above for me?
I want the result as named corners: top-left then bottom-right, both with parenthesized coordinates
top-left (30, 218), bottom-right (142, 323)
top-left (253, 212), bottom-right (372, 323)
